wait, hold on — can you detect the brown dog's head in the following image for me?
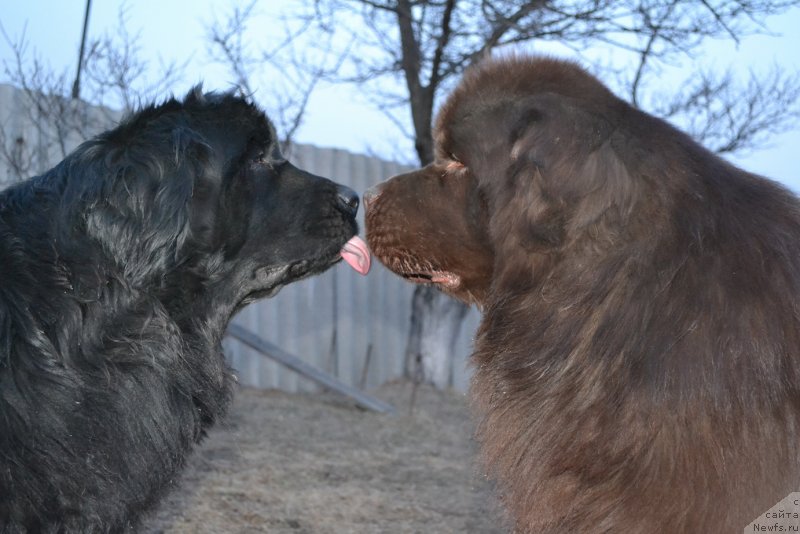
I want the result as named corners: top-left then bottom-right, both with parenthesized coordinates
top-left (365, 56), bottom-right (638, 307)
top-left (363, 154), bottom-right (493, 305)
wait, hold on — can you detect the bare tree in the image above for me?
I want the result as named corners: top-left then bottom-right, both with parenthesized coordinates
top-left (294, 0), bottom-right (800, 388)
top-left (0, 5), bottom-right (184, 186)
top-left (205, 1), bottom-right (347, 152)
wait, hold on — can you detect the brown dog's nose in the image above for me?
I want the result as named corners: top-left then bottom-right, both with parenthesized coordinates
top-left (363, 184), bottom-right (383, 211)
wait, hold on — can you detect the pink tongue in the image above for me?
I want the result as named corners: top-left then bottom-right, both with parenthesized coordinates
top-left (340, 235), bottom-right (371, 275)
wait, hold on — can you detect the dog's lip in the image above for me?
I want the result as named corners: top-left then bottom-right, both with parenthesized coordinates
top-left (370, 251), bottom-right (461, 288)
top-left (402, 270), bottom-right (461, 289)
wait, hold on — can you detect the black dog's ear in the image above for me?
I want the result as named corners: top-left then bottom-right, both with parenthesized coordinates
top-left (216, 163), bottom-right (254, 260)
top-left (84, 126), bottom-right (210, 286)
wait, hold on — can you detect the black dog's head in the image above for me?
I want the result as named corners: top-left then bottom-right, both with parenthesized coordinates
top-left (66, 87), bottom-right (370, 317)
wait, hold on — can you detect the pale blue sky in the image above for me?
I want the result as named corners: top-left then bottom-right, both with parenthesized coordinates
top-left (1, 1), bottom-right (798, 190)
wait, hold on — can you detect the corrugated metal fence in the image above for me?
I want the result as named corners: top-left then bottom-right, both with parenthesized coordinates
top-left (0, 83), bottom-right (481, 393)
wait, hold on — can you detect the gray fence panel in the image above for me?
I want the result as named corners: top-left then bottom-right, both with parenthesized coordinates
top-left (0, 83), bottom-right (482, 392)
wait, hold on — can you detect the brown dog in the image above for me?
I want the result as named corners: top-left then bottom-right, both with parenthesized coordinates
top-left (364, 56), bottom-right (800, 533)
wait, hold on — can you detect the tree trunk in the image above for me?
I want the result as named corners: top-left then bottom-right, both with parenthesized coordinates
top-left (405, 285), bottom-right (470, 389)
top-left (394, 0), bottom-right (469, 388)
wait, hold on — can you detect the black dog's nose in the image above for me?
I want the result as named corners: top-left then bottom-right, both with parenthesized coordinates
top-left (336, 185), bottom-right (359, 216)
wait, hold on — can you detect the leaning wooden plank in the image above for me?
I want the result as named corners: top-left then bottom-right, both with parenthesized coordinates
top-left (226, 323), bottom-right (396, 414)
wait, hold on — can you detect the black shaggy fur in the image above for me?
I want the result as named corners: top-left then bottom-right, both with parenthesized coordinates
top-left (0, 88), bottom-right (360, 532)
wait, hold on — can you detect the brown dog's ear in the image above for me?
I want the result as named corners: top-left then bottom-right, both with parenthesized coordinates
top-left (500, 95), bottom-right (638, 246)
top-left (566, 137), bottom-right (640, 233)
top-left (508, 94), bottom-right (614, 183)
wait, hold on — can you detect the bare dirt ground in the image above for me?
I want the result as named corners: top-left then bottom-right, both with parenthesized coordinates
top-left (140, 381), bottom-right (508, 534)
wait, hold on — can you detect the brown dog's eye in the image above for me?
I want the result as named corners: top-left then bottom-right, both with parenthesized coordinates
top-left (446, 159), bottom-right (465, 172)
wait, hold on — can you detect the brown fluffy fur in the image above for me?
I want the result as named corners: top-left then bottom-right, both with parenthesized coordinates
top-left (364, 56), bottom-right (800, 532)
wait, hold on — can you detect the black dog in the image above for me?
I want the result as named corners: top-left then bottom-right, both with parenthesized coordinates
top-left (0, 88), bottom-right (370, 532)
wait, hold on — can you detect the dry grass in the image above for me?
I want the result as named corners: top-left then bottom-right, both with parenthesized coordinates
top-left (141, 381), bottom-right (507, 533)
